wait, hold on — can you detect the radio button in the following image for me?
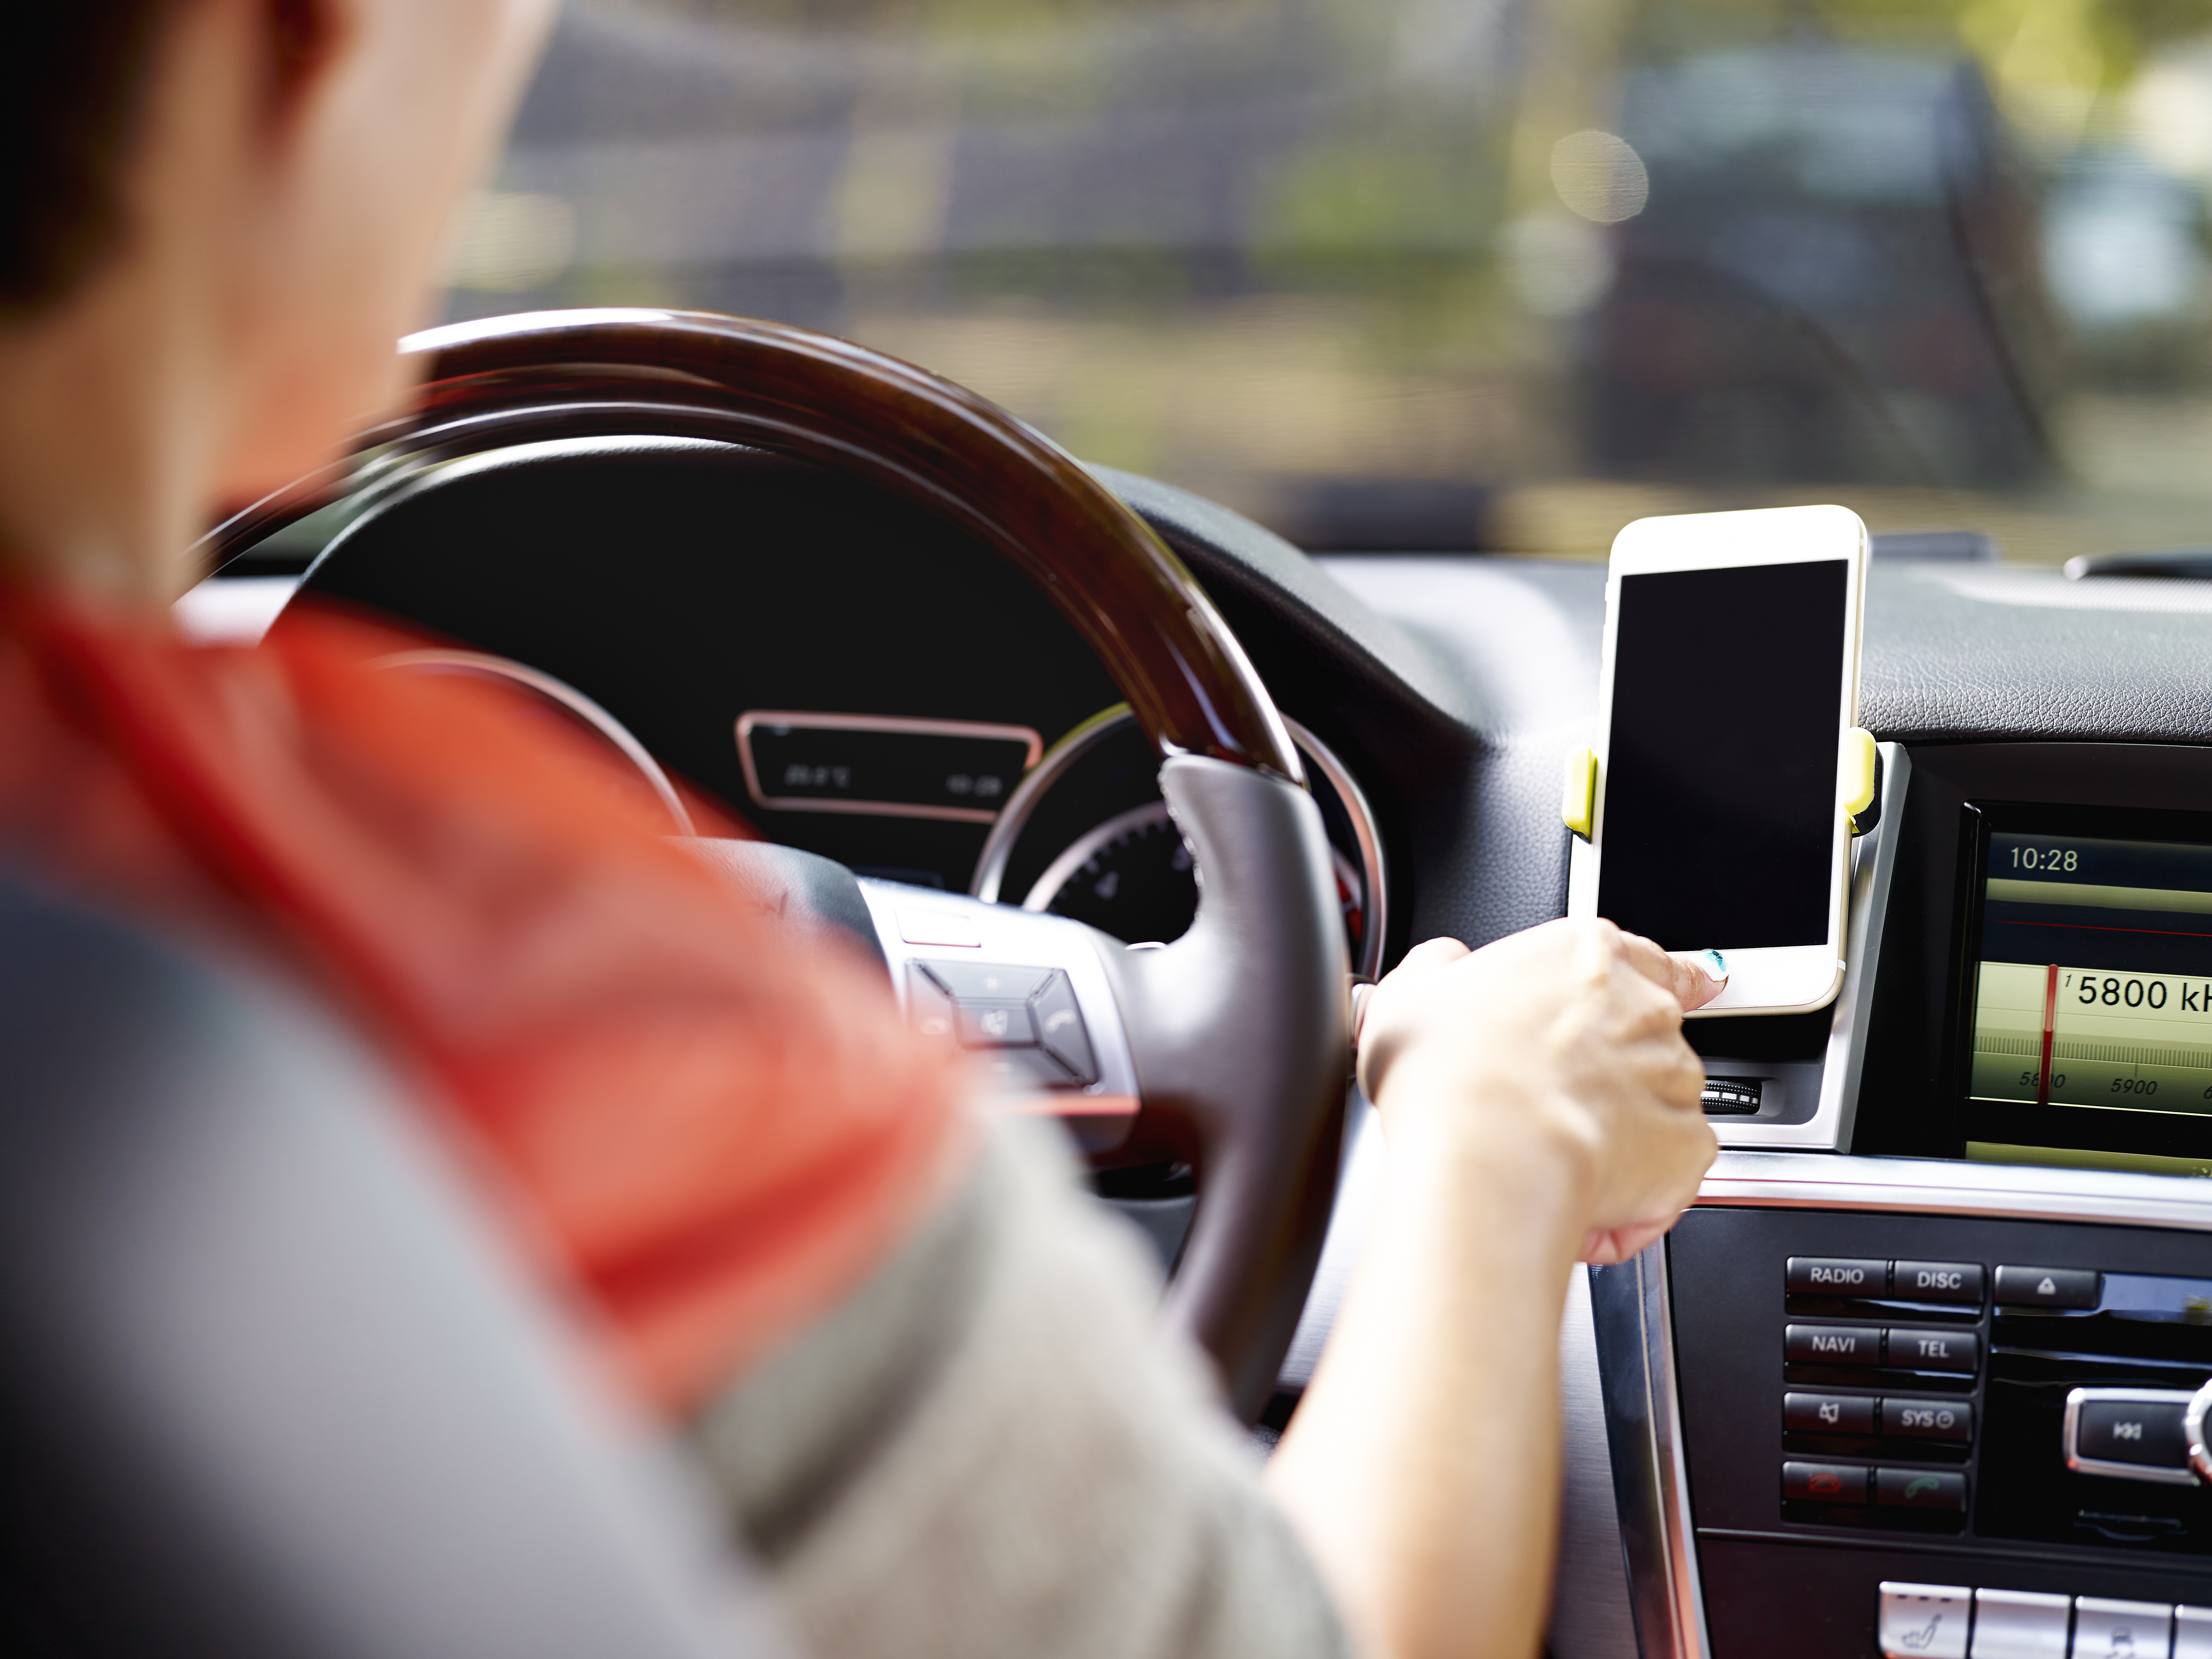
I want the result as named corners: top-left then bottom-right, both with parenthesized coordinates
top-left (1971, 1589), bottom-right (2071, 1657)
top-left (1787, 1323), bottom-right (1881, 1365)
top-left (1876, 1467), bottom-right (1967, 1511)
top-left (2071, 1599), bottom-right (2172, 1659)
top-left (1888, 1327), bottom-right (1978, 1373)
top-left (1786, 1391), bottom-right (1875, 1433)
top-left (1884, 1397), bottom-right (1973, 1441)
top-left (1892, 1260), bottom-right (1985, 1305)
top-left (1995, 1265), bottom-right (2101, 1309)
top-left (2176, 1605), bottom-right (2212, 1659)
top-left (1788, 1256), bottom-right (1887, 1295)
top-left (1783, 1460), bottom-right (1867, 1503)
top-left (1880, 1583), bottom-right (1972, 1659)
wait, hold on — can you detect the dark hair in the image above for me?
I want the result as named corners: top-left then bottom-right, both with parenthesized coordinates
top-left (0, 5), bottom-right (181, 313)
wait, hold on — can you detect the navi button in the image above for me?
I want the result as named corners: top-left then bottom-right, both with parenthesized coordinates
top-left (1786, 1323), bottom-right (1881, 1365)
top-left (1994, 1265), bottom-right (2101, 1309)
top-left (1788, 1256), bottom-right (1887, 1295)
top-left (1880, 1582), bottom-right (1971, 1659)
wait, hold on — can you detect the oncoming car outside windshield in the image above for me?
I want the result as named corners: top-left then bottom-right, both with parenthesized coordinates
top-left (442, 0), bottom-right (2212, 567)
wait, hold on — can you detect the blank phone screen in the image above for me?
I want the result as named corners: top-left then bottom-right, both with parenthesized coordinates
top-left (1595, 560), bottom-right (1850, 951)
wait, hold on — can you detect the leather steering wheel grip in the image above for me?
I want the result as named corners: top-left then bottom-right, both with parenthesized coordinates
top-left (205, 308), bottom-right (1352, 1419)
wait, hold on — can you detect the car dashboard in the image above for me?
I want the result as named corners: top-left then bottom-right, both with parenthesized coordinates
top-left (190, 442), bottom-right (2212, 1659)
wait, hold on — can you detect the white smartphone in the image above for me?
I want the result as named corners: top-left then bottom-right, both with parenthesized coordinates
top-left (1567, 505), bottom-right (1869, 1017)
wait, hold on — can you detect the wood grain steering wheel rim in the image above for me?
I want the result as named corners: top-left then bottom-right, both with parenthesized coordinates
top-left (208, 309), bottom-right (1351, 1420)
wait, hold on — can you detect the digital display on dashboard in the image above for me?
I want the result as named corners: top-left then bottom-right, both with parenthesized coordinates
top-left (1966, 828), bottom-right (2212, 1151)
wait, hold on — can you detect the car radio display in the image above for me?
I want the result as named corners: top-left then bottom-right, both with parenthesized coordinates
top-left (1968, 830), bottom-right (2212, 1119)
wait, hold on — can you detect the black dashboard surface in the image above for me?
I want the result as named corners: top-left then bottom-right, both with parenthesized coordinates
top-left (290, 437), bottom-right (2212, 1002)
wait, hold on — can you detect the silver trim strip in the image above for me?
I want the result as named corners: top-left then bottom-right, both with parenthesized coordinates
top-left (1697, 1149), bottom-right (2212, 1229)
top-left (2062, 1387), bottom-right (2202, 1486)
top-left (1590, 1247), bottom-right (1710, 1659)
top-left (1284, 717), bottom-right (1389, 983)
top-left (735, 710), bottom-right (1043, 823)
top-left (375, 649), bottom-right (696, 836)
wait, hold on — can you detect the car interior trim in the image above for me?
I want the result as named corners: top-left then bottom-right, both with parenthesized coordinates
top-left (1279, 716), bottom-right (1389, 985)
top-left (733, 709), bottom-right (1043, 823)
top-left (1591, 1244), bottom-right (1713, 1659)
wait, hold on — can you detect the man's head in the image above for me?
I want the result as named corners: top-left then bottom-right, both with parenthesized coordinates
top-left (0, 0), bottom-right (553, 601)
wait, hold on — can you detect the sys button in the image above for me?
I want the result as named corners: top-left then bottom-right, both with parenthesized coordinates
top-left (1787, 1256), bottom-right (1886, 1295)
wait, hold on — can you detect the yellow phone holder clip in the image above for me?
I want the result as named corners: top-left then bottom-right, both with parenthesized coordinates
top-left (1841, 727), bottom-right (1877, 831)
top-left (1562, 745), bottom-right (1597, 841)
top-left (1565, 732), bottom-right (1874, 844)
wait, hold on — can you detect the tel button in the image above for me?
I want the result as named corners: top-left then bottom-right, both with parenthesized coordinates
top-left (1787, 1256), bottom-right (1887, 1295)
top-left (1994, 1265), bottom-right (2101, 1309)
top-left (1892, 1260), bottom-right (1985, 1305)
top-left (1782, 1460), bottom-right (1868, 1503)
top-left (1785, 1391), bottom-right (1875, 1434)
top-left (1786, 1323), bottom-right (1881, 1365)
top-left (1888, 1327), bottom-right (1978, 1373)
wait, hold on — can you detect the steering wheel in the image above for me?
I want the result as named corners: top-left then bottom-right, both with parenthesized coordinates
top-left (209, 309), bottom-right (1351, 1419)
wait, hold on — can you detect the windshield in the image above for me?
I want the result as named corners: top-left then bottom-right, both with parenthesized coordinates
top-left (449, 0), bottom-right (2212, 562)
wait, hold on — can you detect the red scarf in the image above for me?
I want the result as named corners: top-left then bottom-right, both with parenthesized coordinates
top-left (0, 588), bottom-right (966, 1413)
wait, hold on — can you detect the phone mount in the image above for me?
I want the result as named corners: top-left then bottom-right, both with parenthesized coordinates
top-left (1562, 727), bottom-right (1879, 844)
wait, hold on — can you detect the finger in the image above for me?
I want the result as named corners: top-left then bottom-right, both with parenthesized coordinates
top-left (1614, 928), bottom-right (1728, 1010)
top-left (1579, 1217), bottom-right (1675, 1265)
top-left (1395, 935), bottom-right (1472, 975)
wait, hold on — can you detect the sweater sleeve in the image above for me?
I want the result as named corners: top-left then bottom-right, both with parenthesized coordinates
top-left (689, 1117), bottom-right (1353, 1659)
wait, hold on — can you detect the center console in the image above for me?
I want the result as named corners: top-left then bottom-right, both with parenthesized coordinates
top-left (1595, 744), bottom-right (2212, 1659)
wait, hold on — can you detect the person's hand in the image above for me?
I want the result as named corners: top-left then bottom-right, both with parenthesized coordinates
top-left (1355, 918), bottom-right (1722, 1265)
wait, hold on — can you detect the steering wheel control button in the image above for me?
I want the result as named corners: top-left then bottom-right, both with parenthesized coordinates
top-left (957, 1001), bottom-right (1036, 1049)
top-left (1972, 1589), bottom-right (2073, 1658)
top-left (1786, 1391), bottom-right (1875, 1434)
top-left (1894, 1261), bottom-right (1985, 1305)
top-left (906, 968), bottom-right (956, 1045)
top-left (1996, 1265), bottom-right (2101, 1309)
top-left (917, 961), bottom-right (1054, 1002)
top-left (1030, 974), bottom-right (1098, 1084)
top-left (1788, 1256), bottom-right (1887, 1295)
top-left (1883, 1397), bottom-right (1973, 1441)
top-left (1877, 1467), bottom-right (1967, 1512)
top-left (1788, 1324), bottom-right (1882, 1365)
top-left (2071, 1600), bottom-right (2173, 1659)
top-left (1879, 1582), bottom-right (1972, 1659)
top-left (1783, 1460), bottom-right (1868, 1503)
top-left (977, 1048), bottom-right (1076, 1092)
top-left (2064, 1388), bottom-right (2197, 1484)
top-left (1889, 1327), bottom-right (1978, 1373)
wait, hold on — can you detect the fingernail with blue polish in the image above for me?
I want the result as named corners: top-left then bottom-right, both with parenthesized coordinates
top-left (1694, 949), bottom-right (1728, 982)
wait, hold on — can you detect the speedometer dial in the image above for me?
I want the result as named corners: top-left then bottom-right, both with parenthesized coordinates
top-left (1025, 802), bottom-right (1197, 945)
top-left (973, 708), bottom-right (1388, 976)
